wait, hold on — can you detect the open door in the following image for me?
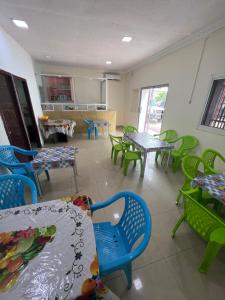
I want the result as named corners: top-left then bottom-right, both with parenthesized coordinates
top-left (138, 85), bottom-right (168, 134)
top-left (0, 70), bottom-right (31, 150)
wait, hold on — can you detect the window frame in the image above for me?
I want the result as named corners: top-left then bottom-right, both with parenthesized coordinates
top-left (198, 73), bottom-right (225, 137)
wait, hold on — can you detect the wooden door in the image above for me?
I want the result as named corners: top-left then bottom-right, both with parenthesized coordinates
top-left (0, 71), bottom-right (31, 150)
top-left (13, 76), bottom-right (41, 148)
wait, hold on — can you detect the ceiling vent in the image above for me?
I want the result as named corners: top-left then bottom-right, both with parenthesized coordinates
top-left (104, 73), bottom-right (121, 81)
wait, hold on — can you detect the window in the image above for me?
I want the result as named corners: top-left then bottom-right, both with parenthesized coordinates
top-left (201, 78), bottom-right (225, 129)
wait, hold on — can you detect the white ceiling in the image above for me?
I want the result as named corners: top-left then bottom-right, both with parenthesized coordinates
top-left (0, 0), bottom-right (225, 72)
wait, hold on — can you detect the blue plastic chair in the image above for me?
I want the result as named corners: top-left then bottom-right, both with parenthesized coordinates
top-left (0, 145), bottom-right (49, 196)
top-left (84, 119), bottom-right (99, 139)
top-left (91, 191), bottom-right (152, 289)
top-left (0, 174), bottom-right (38, 209)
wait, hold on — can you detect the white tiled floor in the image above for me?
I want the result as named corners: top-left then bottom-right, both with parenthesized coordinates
top-left (39, 136), bottom-right (225, 300)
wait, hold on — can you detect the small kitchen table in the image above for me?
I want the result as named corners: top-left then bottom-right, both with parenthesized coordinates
top-left (124, 132), bottom-right (174, 177)
top-left (0, 196), bottom-right (119, 300)
top-left (32, 146), bottom-right (78, 193)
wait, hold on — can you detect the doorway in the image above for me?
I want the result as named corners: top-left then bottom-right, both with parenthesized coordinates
top-left (138, 85), bottom-right (169, 134)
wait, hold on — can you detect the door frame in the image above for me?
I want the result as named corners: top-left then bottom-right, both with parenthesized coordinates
top-left (138, 83), bottom-right (169, 131)
top-left (12, 75), bottom-right (42, 147)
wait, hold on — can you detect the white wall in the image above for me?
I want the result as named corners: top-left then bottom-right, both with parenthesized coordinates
top-left (124, 28), bottom-right (225, 155)
top-left (0, 26), bottom-right (43, 145)
top-left (38, 63), bottom-right (125, 125)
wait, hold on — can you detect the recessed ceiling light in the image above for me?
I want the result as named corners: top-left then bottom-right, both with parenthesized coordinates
top-left (106, 61), bottom-right (112, 65)
top-left (12, 19), bottom-right (28, 29)
top-left (122, 36), bottom-right (133, 42)
top-left (45, 55), bottom-right (51, 59)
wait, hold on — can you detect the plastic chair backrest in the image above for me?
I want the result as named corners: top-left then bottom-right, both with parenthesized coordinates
top-left (163, 130), bottom-right (177, 142)
top-left (109, 134), bottom-right (122, 146)
top-left (202, 148), bottom-right (225, 174)
top-left (84, 119), bottom-right (95, 128)
top-left (123, 125), bottom-right (138, 134)
top-left (0, 146), bottom-right (20, 165)
top-left (182, 155), bottom-right (204, 181)
top-left (177, 135), bottom-right (198, 155)
top-left (117, 192), bottom-right (151, 252)
top-left (0, 174), bottom-right (38, 209)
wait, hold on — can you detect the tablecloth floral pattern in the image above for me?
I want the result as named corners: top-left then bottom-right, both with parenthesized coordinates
top-left (192, 172), bottom-right (225, 206)
top-left (0, 195), bottom-right (119, 300)
top-left (40, 119), bottom-right (76, 139)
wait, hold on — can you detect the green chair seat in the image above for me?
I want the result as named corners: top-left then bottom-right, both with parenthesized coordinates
top-left (122, 151), bottom-right (142, 176)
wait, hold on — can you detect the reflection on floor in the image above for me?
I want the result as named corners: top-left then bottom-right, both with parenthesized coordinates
top-left (39, 136), bottom-right (225, 300)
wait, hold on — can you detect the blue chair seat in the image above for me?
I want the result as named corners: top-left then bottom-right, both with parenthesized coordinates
top-left (94, 222), bottom-right (128, 268)
top-left (91, 191), bottom-right (151, 289)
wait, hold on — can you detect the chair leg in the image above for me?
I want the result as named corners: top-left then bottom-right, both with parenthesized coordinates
top-left (111, 147), bottom-right (114, 159)
top-left (198, 241), bottom-right (222, 273)
top-left (140, 158), bottom-right (143, 177)
top-left (176, 190), bottom-right (182, 205)
top-left (198, 228), bottom-right (225, 273)
top-left (155, 151), bottom-right (160, 162)
top-left (114, 150), bottom-right (119, 165)
top-left (123, 159), bottom-right (130, 176)
top-left (172, 157), bottom-right (180, 172)
top-left (133, 160), bottom-right (136, 168)
top-left (123, 262), bottom-right (132, 289)
top-left (171, 214), bottom-right (185, 238)
top-left (45, 170), bottom-right (50, 181)
top-left (120, 153), bottom-right (124, 168)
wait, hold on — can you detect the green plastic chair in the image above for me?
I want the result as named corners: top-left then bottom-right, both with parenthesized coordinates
top-left (202, 148), bottom-right (225, 175)
top-left (170, 135), bottom-right (199, 172)
top-left (122, 151), bottom-right (143, 176)
top-left (154, 130), bottom-right (178, 162)
top-left (123, 125), bottom-right (138, 133)
top-left (176, 155), bottom-right (217, 205)
top-left (172, 189), bottom-right (225, 273)
top-left (109, 135), bottom-right (123, 164)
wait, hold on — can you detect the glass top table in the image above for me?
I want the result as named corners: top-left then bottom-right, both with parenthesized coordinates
top-left (124, 132), bottom-right (174, 177)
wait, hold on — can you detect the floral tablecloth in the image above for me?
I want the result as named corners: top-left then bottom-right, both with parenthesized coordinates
top-left (40, 119), bottom-right (76, 139)
top-left (192, 172), bottom-right (225, 206)
top-left (0, 196), bottom-right (119, 300)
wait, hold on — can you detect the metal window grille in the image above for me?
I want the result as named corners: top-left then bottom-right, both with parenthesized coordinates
top-left (201, 79), bottom-right (225, 129)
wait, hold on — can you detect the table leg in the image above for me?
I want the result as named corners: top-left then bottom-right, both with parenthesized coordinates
top-left (73, 166), bottom-right (78, 193)
top-left (35, 172), bottom-right (43, 196)
top-left (165, 150), bottom-right (171, 172)
top-left (141, 151), bottom-right (147, 177)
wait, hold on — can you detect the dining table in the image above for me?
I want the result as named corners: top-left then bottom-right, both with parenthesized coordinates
top-left (39, 119), bottom-right (76, 141)
top-left (31, 146), bottom-right (79, 194)
top-left (124, 132), bottom-right (174, 177)
top-left (192, 172), bottom-right (225, 206)
top-left (0, 195), bottom-right (119, 300)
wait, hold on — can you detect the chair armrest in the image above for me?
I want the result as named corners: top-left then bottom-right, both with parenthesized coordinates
top-left (12, 146), bottom-right (38, 157)
top-left (91, 194), bottom-right (121, 212)
top-left (0, 161), bottom-right (31, 173)
top-left (91, 191), bottom-right (137, 212)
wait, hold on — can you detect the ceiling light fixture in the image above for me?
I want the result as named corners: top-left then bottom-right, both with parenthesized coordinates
top-left (12, 19), bottom-right (29, 29)
top-left (122, 36), bottom-right (133, 42)
top-left (45, 55), bottom-right (51, 59)
top-left (106, 61), bottom-right (112, 65)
